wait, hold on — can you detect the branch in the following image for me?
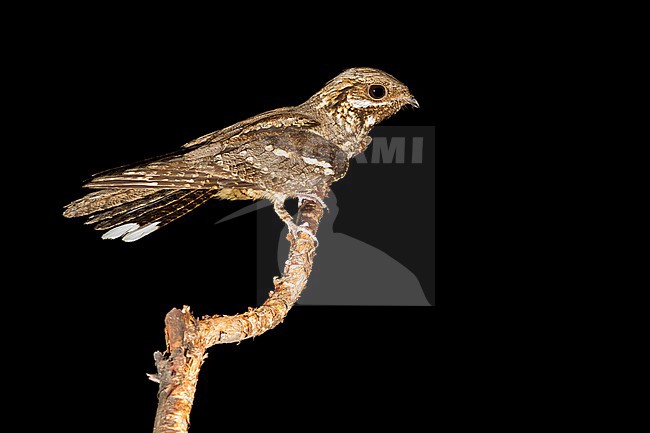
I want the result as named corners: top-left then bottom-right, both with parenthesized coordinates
top-left (151, 200), bottom-right (324, 433)
top-left (151, 308), bottom-right (204, 433)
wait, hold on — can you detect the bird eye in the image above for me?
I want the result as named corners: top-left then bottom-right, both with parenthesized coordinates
top-left (368, 84), bottom-right (387, 100)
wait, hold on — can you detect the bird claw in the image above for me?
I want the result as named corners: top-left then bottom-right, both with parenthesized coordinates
top-left (296, 194), bottom-right (328, 212)
top-left (287, 221), bottom-right (319, 246)
top-left (273, 194), bottom-right (319, 246)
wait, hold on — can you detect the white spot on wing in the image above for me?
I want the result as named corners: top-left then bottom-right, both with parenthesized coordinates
top-left (273, 148), bottom-right (291, 158)
top-left (324, 168), bottom-right (334, 175)
top-left (121, 222), bottom-right (160, 242)
top-left (102, 223), bottom-right (139, 240)
top-left (301, 156), bottom-right (332, 168)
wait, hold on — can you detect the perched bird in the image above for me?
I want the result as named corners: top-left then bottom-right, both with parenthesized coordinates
top-left (63, 67), bottom-right (418, 242)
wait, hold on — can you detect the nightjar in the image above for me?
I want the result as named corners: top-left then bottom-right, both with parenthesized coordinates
top-left (64, 67), bottom-right (418, 241)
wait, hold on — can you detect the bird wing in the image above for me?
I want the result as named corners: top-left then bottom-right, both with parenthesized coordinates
top-left (217, 126), bottom-right (349, 193)
top-left (64, 112), bottom-right (344, 242)
top-left (84, 119), bottom-right (347, 194)
top-left (180, 108), bottom-right (320, 148)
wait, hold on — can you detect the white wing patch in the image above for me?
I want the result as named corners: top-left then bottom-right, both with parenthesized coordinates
top-left (301, 156), bottom-right (332, 168)
top-left (272, 148), bottom-right (291, 158)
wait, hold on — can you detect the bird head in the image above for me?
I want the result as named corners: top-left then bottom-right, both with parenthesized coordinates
top-left (306, 67), bottom-right (419, 134)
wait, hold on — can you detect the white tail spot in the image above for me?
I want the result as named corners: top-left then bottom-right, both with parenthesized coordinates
top-left (122, 222), bottom-right (161, 242)
top-left (102, 223), bottom-right (139, 240)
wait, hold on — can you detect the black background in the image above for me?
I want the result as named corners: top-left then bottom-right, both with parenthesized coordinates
top-left (30, 27), bottom-right (440, 432)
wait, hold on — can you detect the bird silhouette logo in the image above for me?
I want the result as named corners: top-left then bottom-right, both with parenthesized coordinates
top-left (216, 190), bottom-right (430, 306)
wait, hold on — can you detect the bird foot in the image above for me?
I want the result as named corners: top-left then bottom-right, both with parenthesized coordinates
top-left (296, 193), bottom-right (328, 212)
top-left (287, 221), bottom-right (319, 246)
top-left (273, 195), bottom-right (319, 246)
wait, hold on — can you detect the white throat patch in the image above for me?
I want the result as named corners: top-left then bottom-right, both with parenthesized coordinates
top-left (348, 98), bottom-right (390, 109)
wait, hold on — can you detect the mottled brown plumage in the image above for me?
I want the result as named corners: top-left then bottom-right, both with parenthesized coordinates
top-left (63, 67), bottom-right (418, 241)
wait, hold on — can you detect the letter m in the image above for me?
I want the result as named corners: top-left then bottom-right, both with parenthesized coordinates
top-left (371, 137), bottom-right (405, 163)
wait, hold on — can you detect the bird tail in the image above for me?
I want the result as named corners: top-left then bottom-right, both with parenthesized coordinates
top-left (64, 188), bottom-right (217, 242)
